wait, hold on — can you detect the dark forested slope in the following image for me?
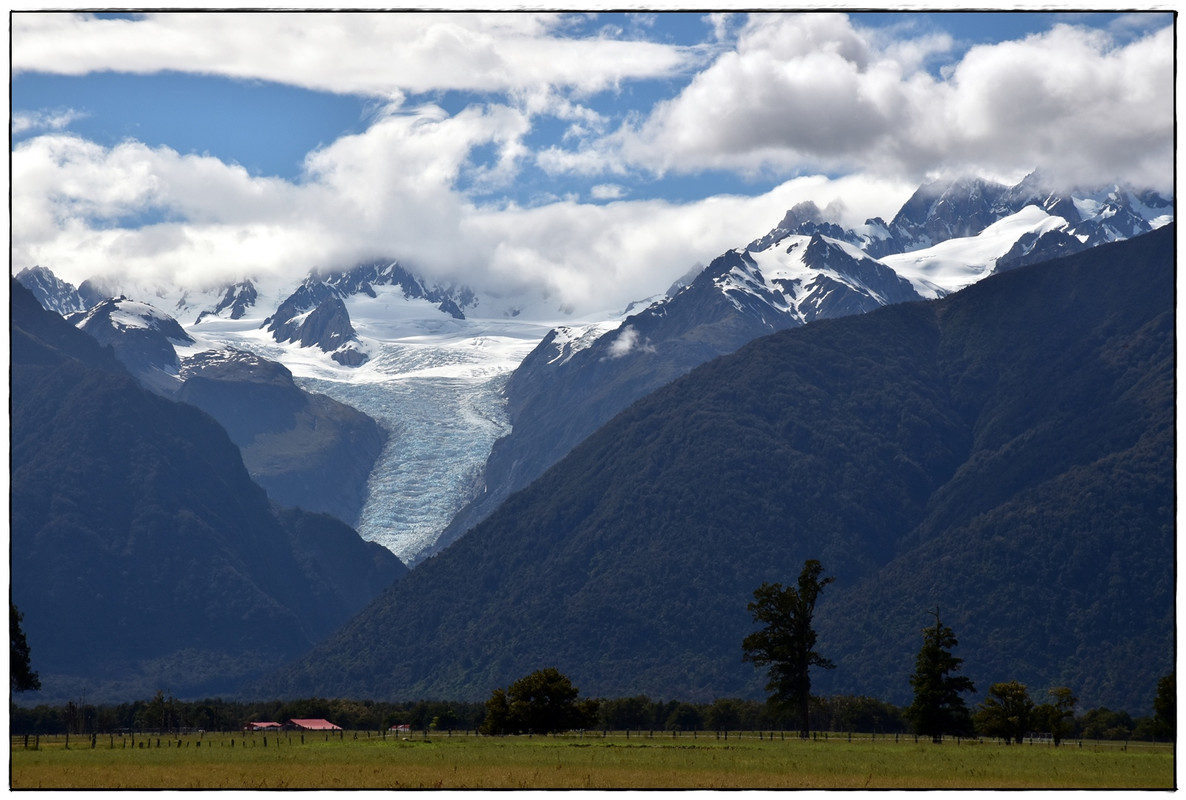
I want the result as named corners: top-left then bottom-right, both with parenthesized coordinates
top-left (264, 226), bottom-right (1173, 712)
top-left (11, 281), bottom-right (407, 703)
top-left (177, 350), bottom-right (385, 527)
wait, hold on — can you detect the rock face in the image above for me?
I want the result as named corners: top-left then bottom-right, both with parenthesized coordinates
top-left (268, 294), bottom-right (369, 365)
top-left (196, 280), bottom-right (259, 322)
top-left (10, 280), bottom-right (407, 703)
top-left (178, 350), bottom-right (386, 526)
top-left (14, 265), bottom-right (90, 315)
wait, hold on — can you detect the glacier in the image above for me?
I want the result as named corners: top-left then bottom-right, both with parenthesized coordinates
top-left (186, 294), bottom-right (591, 565)
top-left (28, 177), bottom-right (1170, 568)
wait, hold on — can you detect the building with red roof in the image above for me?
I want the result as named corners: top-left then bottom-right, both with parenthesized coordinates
top-left (286, 718), bottom-right (343, 731)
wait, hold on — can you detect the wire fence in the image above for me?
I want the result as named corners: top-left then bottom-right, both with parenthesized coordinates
top-left (11, 729), bottom-right (1173, 754)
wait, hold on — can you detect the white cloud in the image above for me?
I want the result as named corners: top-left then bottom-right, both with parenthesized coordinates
top-left (590, 184), bottom-right (627, 200)
top-left (552, 13), bottom-right (1172, 192)
top-left (12, 12), bottom-right (696, 99)
top-left (11, 107), bottom-right (89, 136)
top-left (938, 23), bottom-right (1173, 191)
top-left (11, 111), bottom-right (916, 317)
top-left (9, 12), bottom-right (1172, 320)
top-left (606, 325), bottom-right (654, 358)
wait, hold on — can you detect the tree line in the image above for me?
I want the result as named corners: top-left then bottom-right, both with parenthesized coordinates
top-left (10, 563), bottom-right (1174, 743)
top-left (8, 688), bottom-right (1168, 743)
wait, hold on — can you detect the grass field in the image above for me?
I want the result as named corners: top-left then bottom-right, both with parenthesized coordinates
top-left (10, 731), bottom-right (1174, 789)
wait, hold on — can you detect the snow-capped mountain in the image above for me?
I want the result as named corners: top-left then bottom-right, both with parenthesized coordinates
top-left (54, 293), bottom-right (387, 528)
top-left (69, 296), bottom-right (195, 396)
top-left (437, 174), bottom-right (1172, 554)
top-left (257, 260), bottom-right (479, 367)
top-left (15, 265), bottom-right (92, 316)
top-left (15, 171), bottom-right (1172, 566)
top-left (196, 280), bottom-right (259, 322)
top-left (776, 171), bottom-right (1172, 269)
top-left (432, 225), bottom-right (930, 555)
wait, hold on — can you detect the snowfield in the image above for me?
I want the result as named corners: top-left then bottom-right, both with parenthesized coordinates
top-left (882, 205), bottom-right (1068, 298)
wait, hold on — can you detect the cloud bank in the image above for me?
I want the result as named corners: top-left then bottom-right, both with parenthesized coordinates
top-left (565, 14), bottom-right (1173, 191)
top-left (10, 12), bottom-right (1174, 318)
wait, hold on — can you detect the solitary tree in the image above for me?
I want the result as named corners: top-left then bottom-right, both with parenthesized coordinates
top-left (742, 559), bottom-right (835, 738)
top-left (974, 681), bottom-right (1035, 744)
top-left (905, 607), bottom-right (974, 742)
top-left (480, 667), bottom-right (598, 735)
top-left (10, 603), bottom-right (40, 693)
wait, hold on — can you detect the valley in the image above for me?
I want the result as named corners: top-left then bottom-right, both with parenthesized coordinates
top-left (12, 171), bottom-right (1174, 708)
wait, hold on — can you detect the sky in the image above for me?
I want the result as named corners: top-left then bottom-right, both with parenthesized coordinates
top-left (9, 9), bottom-right (1176, 319)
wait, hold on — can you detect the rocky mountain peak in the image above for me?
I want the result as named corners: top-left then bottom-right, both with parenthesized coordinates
top-left (15, 265), bottom-right (90, 316)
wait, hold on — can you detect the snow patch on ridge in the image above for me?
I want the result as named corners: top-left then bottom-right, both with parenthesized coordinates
top-left (882, 205), bottom-right (1066, 297)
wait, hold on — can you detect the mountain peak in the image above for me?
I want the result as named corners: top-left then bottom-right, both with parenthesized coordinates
top-left (15, 265), bottom-right (90, 316)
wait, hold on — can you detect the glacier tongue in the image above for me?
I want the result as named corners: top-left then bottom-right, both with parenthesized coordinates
top-left (183, 303), bottom-right (556, 565)
top-left (296, 367), bottom-right (511, 567)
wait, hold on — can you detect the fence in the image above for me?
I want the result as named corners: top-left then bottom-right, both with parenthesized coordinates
top-left (11, 728), bottom-right (1172, 754)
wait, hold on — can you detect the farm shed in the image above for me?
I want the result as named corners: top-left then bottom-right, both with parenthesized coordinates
top-left (287, 718), bottom-right (343, 731)
top-left (243, 721), bottom-right (282, 731)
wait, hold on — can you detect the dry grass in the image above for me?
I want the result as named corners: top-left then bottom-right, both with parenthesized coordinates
top-left (10, 731), bottom-right (1174, 789)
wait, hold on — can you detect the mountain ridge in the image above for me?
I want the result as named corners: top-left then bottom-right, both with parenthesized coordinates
top-left (261, 225), bottom-right (1173, 712)
top-left (13, 172), bottom-right (1173, 565)
top-left (433, 174), bottom-right (1170, 558)
top-left (11, 280), bottom-right (408, 702)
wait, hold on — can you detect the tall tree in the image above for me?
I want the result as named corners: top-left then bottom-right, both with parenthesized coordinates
top-left (1152, 673), bottom-right (1174, 740)
top-left (742, 559), bottom-right (835, 738)
top-left (974, 681), bottom-right (1035, 744)
top-left (905, 608), bottom-right (974, 742)
top-left (1034, 686), bottom-right (1077, 746)
top-left (10, 603), bottom-right (40, 693)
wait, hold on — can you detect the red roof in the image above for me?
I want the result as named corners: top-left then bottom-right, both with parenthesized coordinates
top-left (245, 721), bottom-right (282, 730)
top-left (289, 718), bottom-right (342, 731)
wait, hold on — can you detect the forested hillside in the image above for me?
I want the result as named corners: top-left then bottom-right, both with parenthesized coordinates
top-left (265, 224), bottom-right (1168, 712)
top-left (11, 282), bottom-right (408, 703)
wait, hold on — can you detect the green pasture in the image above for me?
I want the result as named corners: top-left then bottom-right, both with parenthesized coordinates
top-left (11, 731), bottom-right (1173, 789)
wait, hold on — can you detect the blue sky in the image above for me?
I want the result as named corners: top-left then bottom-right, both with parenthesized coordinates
top-left (10, 10), bottom-right (1174, 315)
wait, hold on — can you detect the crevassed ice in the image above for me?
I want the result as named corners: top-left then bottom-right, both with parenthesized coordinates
top-left (295, 340), bottom-right (514, 567)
